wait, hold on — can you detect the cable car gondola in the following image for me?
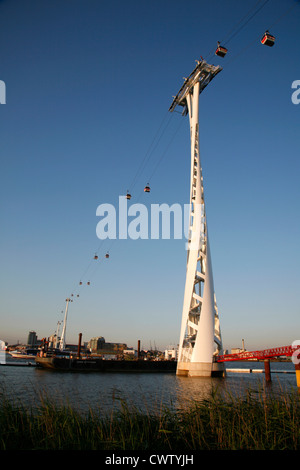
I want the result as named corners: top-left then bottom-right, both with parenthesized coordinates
top-left (215, 42), bottom-right (228, 58)
top-left (261, 30), bottom-right (275, 47)
top-left (105, 252), bottom-right (109, 259)
top-left (126, 191), bottom-right (131, 200)
top-left (144, 184), bottom-right (150, 193)
top-left (87, 281), bottom-right (90, 285)
top-left (94, 254), bottom-right (98, 260)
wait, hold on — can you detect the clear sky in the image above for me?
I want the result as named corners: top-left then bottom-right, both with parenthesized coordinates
top-left (0, 0), bottom-right (299, 352)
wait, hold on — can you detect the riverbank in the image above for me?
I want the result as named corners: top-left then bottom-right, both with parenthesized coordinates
top-left (0, 387), bottom-right (299, 450)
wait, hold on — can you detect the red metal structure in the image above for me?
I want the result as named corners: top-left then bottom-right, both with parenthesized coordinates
top-left (216, 345), bottom-right (298, 362)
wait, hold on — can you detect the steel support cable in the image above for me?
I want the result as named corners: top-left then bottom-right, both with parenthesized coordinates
top-left (81, 117), bottom-right (185, 287)
top-left (64, 181), bottom-right (133, 305)
top-left (85, 238), bottom-right (116, 283)
top-left (64, 110), bottom-right (166, 299)
top-left (81, 256), bottom-right (104, 286)
top-left (68, 224), bottom-right (120, 299)
top-left (57, 84), bottom-right (177, 317)
top-left (60, 0), bottom-right (283, 309)
top-left (125, 115), bottom-right (185, 205)
top-left (221, 1), bottom-right (299, 68)
top-left (58, 0), bottom-right (299, 323)
top-left (220, 0), bottom-right (266, 44)
top-left (61, 114), bottom-right (191, 310)
top-left (61, 188), bottom-right (120, 306)
top-left (222, 0), bottom-right (270, 46)
top-left (65, 237), bottom-right (106, 299)
top-left (64, 246), bottom-right (108, 310)
top-left (127, 111), bottom-right (174, 193)
top-left (266, 1), bottom-right (298, 31)
top-left (203, 0), bottom-right (270, 62)
top-left (62, 220), bottom-right (113, 311)
top-left (73, 113), bottom-right (176, 291)
top-left (147, 116), bottom-right (185, 185)
top-left (57, 0), bottom-right (297, 315)
top-left (60, 2), bottom-right (268, 308)
top-left (63, 148), bottom-right (143, 305)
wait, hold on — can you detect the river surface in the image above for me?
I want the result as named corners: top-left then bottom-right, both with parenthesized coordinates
top-left (0, 355), bottom-right (298, 415)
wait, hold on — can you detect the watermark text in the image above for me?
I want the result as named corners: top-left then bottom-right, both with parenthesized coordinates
top-left (291, 80), bottom-right (300, 105)
top-left (0, 80), bottom-right (6, 104)
top-left (292, 340), bottom-right (300, 365)
top-left (96, 196), bottom-right (205, 249)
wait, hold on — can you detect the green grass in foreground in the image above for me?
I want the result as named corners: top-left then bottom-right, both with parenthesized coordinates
top-left (0, 388), bottom-right (299, 450)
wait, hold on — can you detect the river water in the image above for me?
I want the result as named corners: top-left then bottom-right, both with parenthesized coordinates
top-left (0, 355), bottom-right (298, 415)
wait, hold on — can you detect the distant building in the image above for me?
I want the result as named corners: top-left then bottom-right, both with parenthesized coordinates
top-left (231, 348), bottom-right (246, 354)
top-left (89, 337), bottom-right (127, 355)
top-left (48, 334), bottom-right (59, 349)
top-left (231, 339), bottom-right (246, 355)
top-left (164, 347), bottom-right (178, 361)
top-left (123, 348), bottom-right (137, 357)
top-left (27, 331), bottom-right (38, 346)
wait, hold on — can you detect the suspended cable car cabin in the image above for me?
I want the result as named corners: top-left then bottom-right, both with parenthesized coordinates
top-left (87, 281), bottom-right (90, 285)
top-left (79, 281), bottom-right (82, 285)
top-left (144, 184), bottom-right (150, 193)
top-left (105, 252), bottom-right (109, 258)
top-left (94, 254), bottom-right (98, 260)
top-left (261, 31), bottom-right (275, 47)
top-left (215, 42), bottom-right (228, 58)
top-left (126, 192), bottom-right (131, 200)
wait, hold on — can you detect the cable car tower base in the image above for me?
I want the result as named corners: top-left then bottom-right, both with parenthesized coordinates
top-left (169, 59), bottom-right (225, 377)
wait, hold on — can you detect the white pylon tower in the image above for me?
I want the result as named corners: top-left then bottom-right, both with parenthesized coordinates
top-left (59, 298), bottom-right (70, 351)
top-left (169, 59), bottom-right (225, 377)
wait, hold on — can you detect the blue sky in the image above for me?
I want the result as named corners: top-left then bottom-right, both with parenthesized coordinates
top-left (0, 0), bottom-right (299, 352)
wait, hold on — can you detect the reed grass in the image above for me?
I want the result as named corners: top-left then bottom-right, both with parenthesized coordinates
top-left (0, 387), bottom-right (299, 450)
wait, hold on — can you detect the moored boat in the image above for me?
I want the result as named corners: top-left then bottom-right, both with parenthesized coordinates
top-left (9, 348), bottom-right (38, 359)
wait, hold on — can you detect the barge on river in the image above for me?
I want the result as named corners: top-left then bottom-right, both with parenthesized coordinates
top-left (35, 355), bottom-right (177, 373)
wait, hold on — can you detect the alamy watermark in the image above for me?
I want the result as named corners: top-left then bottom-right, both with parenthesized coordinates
top-left (96, 196), bottom-right (205, 249)
top-left (292, 340), bottom-right (300, 365)
top-left (0, 80), bottom-right (6, 104)
top-left (291, 80), bottom-right (300, 105)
